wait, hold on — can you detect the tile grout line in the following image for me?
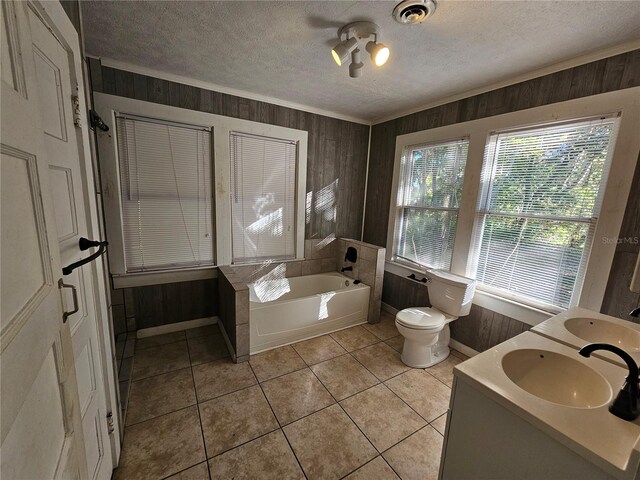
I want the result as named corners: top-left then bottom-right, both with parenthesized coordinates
top-left (123, 319), bottom-right (450, 479)
top-left (185, 331), bottom-right (213, 480)
top-left (129, 364), bottom-right (194, 384)
top-left (344, 348), bottom-right (450, 427)
top-left (158, 461), bottom-right (208, 480)
top-left (247, 360), bottom-right (309, 480)
top-left (124, 402), bottom-right (198, 429)
top-left (134, 331), bottom-right (187, 351)
top-left (302, 355), bottom-right (386, 476)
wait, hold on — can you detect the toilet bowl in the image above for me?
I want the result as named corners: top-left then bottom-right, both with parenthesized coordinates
top-left (395, 269), bottom-right (476, 368)
top-left (395, 307), bottom-right (454, 368)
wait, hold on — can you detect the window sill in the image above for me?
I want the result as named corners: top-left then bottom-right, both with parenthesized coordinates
top-left (472, 289), bottom-right (554, 327)
top-left (384, 261), bottom-right (554, 327)
top-left (112, 267), bottom-right (218, 289)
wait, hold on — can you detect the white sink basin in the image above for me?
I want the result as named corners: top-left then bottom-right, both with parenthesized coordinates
top-left (502, 349), bottom-right (612, 408)
top-left (564, 317), bottom-right (640, 352)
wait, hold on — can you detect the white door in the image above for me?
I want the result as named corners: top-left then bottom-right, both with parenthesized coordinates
top-left (1, 1), bottom-right (87, 479)
top-left (27, 4), bottom-right (114, 480)
top-left (1, 1), bottom-right (115, 479)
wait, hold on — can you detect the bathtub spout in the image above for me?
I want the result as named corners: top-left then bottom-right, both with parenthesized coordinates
top-left (341, 266), bottom-right (353, 272)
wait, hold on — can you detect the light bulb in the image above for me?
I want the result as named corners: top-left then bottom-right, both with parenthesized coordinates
top-left (366, 41), bottom-right (390, 67)
top-left (331, 37), bottom-right (358, 66)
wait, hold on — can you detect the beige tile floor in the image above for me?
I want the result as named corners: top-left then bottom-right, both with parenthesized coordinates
top-left (114, 310), bottom-right (469, 480)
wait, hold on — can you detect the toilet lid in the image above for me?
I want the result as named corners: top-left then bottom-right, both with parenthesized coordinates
top-left (396, 307), bottom-right (446, 330)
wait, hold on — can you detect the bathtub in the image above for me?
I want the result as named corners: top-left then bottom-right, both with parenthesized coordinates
top-left (249, 272), bottom-right (370, 354)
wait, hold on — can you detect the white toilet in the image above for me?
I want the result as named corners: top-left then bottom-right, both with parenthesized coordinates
top-left (395, 270), bottom-right (476, 368)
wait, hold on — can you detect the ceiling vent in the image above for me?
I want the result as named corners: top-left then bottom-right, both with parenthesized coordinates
top-left (393, 0), bottom-right (436, 24)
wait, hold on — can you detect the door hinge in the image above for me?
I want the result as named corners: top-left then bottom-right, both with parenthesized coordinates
top-left (106, 411), bottom-right (115, 434)
top-left (72, 95), bottom-right (82, 127)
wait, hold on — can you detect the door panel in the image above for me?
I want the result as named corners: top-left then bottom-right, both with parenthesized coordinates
top-left (0, 146), bottom-right (51, 337)
top-left (32, 45), bottom-right (68, 141)
top-left (0, 1), bottom-right (27, 97)
top-left (27, 5), bottom-right (114, 479)
top-left (49, 165), bottom-right (79, 242)
top-left (76, 339), bottom-right (97, 415)
top-left (1, 348), bottom-right (67, 480)
top-left (2, 2), bottom-right (114, 479)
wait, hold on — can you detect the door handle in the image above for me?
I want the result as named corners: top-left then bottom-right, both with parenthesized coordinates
top-left (62, 237), bottom-right (109, 275)
top-left (58, 279), bottom-right (79, 322)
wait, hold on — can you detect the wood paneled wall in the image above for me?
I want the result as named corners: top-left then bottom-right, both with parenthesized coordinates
top-left (381, 271), bottom-right (531, 352)
top-left (363, 49), bottom-right (640, 246)
top-left (88, 58), bottom-right (370, 330)
top-left (369, 49), bottom-right (640, 351)
top-left (601, 151), bottom-right (640, 323)
top-left (90, 60), bottom-right (370, 241)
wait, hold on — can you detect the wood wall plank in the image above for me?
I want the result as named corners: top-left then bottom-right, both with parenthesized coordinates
top-left (369, 50), bottom-right (640, 351)
top-left (92, 61), bottom-right (370, 329)
top-left (96, 64), bottom-right (369, 241)
top-left (363, 49), bottom-right (640, 247)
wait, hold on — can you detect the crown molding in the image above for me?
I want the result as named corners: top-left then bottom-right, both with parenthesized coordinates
top-left (91, 39), bottom-right (639, 128)
top-left (94, 56), bottom-right (372, 126)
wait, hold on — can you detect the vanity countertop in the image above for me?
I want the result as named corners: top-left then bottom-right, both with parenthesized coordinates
top-left (454, 331), bottom-right (640, 480)
top-left (531, 307), bottom-right (640, 368)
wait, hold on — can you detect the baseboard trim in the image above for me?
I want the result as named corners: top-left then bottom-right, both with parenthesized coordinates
top-left (136, 316), bottom-right (218, 338)
top-left (381, 302), bottom-right (399, 315)
top-left (382, 302), bottom-right (479, 357)
top-left (449, 339), bottom-right (480, 358)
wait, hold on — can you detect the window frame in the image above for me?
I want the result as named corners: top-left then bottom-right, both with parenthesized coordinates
top-left (386, 87), bottom-right (640, 326)
top-left (389, 137), bottom-right (470, 271)
top-left (94, 93), bottom-right (308, 288)
top-left (229, 131), bottom-right (300, 264)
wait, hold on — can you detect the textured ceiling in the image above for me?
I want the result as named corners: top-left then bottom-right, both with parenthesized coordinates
top-left (82, 1), bottom-right (640, 122)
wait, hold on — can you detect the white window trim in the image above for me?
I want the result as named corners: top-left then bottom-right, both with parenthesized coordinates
top-left (387, 87), bottom-right (640, 326)
top-left (94, 92), bottom-right (308, 287)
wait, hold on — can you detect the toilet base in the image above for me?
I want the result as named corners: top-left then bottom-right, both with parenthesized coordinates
top-left (399, 324), bottom-right (452, 368)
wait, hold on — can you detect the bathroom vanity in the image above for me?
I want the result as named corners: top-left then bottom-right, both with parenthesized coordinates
top-left (439, 309), bottom-right (640, 480)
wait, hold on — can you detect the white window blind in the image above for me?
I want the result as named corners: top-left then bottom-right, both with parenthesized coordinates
top-left (230, 132), bottom-right (297, 263)
top-left (471, 116), bottom-right (619, 309)
top-left (394, 139), bottom-right (469, 269)
top-left (115, 115), bottom-right (213, 272)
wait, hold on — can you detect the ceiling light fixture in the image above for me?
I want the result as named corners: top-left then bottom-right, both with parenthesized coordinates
top-left (331, 36), bottom-right (358, 66)
top-left (366, 41), bottom-right (390, 66)
top-left (349, 48), bottom-right (364, 78)
top-left (331, 21), bottom-right (390, 78)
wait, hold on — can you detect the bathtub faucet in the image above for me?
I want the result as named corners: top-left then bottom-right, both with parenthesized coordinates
top-left (341, 266), bottom-right (353, 272)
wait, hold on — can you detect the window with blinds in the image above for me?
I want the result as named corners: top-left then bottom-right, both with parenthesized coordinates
top-left (393, 139), bottom-right (469, 269)
top-left (471, 116), bottom-right (619, 309)
top-left (115, 115), bottom-right (214, 272)
top-left (230, 132), bottom-right (297, 263)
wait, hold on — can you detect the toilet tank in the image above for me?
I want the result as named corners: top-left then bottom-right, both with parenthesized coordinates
top-left (427, 270), bottom-right (477, 317)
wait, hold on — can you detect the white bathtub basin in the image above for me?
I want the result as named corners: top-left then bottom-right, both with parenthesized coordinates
top-left (249, 271), bottom-right (370, 353)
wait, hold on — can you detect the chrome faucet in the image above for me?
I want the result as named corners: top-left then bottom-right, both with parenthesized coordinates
top-left (579, 343), bottom-right (639, 421)
top-left (630, 307), bottom-right (640, 318)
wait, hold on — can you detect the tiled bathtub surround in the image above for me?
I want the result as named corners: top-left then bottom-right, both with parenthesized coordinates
top-left (217, 266), bottom-right (250, 363)
top-left (114, 309), bottom-right (464, 480)
top-left (218, 237), bottom-right (385, 362)
top-left (336, 239), bottom-right (385, 324)
top-left (229, 237), bottom-right (339, 285)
